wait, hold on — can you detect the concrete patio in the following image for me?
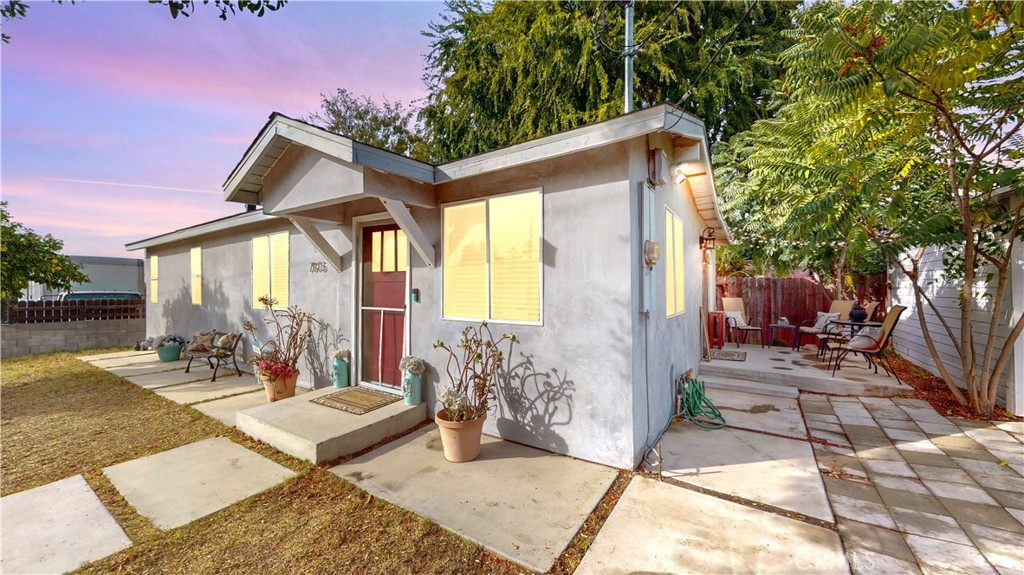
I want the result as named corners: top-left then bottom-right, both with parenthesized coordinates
top-left (702, 343), bottom-right (916, 397)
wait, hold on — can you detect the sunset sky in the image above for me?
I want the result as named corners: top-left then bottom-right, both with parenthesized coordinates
top-left (2, 1), bottom-right (441, 257)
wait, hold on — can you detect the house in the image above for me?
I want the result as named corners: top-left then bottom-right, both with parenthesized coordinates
top-left (889, 186), bottom-right (1024, 416)
top-left (24, 255), bottom-right (144, 301)
top-left (126, 104), bottom-right (729, 469)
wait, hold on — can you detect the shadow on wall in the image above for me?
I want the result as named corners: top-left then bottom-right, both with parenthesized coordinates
top-left (161, 279), bottom-right (235, 343)
top-left (308, 321), bottom-right (349, 389)
top-left (493, 351), bottom-right (574, 454)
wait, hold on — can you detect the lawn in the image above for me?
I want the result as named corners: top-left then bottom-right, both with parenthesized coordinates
top-left (1, 350), bottom-right (542, 574)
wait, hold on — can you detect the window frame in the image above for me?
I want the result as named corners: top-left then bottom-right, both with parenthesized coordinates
top-left (250, 230), bottom-right (289, 309)
top-left (149, 255), bottom-right (158, 304)
top-left (665, 207), bottom-right (685, 318)
top-left (190, 246), bottom-right (202, 306)
top-left (440, 188), bottom-right (544, 326)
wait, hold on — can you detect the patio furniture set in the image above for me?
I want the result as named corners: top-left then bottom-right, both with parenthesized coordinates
top-left (718, 297), bottom-right (907, 383)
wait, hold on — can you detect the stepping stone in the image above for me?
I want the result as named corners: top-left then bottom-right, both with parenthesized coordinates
top-left (1, 475), bottom-right (131, 574)
top-left (125, 368), bottom-right (212, 389)
top-left (577, 477), bottom-right (849, 574)
top-left (658, 423), bottom-right (833, 522)
top-left (331, 426), bottom-right (616, 573)
top-left (707, 388), bottom-right (807, 439)
top-left (77, 350), bottom-right (151, 362)
top-left (193, 390), bottom-right (267, 427)
top-left (154, 377), bottom-right (260, 405)
top-left (103, 437), bottom-right (294, 530)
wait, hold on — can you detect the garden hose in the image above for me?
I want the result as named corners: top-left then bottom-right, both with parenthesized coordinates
top-left (678, 376), bottom-right (726, 429)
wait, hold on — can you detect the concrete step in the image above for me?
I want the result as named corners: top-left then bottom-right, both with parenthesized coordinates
top-left (236, 387), bottom-right (427, 464)
top-left (698, 375), bottom-right (799, 399)
top-left (700, 359), bottom-right (912, 398)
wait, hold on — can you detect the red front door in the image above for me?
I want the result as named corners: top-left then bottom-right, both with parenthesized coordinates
top-left (360, 224), bottom-right (407, 387)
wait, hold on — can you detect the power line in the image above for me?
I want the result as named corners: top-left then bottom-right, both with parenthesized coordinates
top-left (592, 0), bottom-right (685, 58)
top-left (666, 0), bottom-right (759, 132)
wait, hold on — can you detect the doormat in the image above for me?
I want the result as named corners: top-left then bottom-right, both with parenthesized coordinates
top-left (711, 349), bottom-right (747, 362)
top-left (311, 387), bottom-right (400, 415)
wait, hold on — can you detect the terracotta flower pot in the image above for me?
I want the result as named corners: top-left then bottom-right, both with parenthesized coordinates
top-left (434, 409), bottom-right (486, 462)
top-left (259, 371), bottom-right (299, 402)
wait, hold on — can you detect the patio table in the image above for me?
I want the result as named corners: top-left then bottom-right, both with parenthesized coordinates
top-left (767, 323), bottom-right (799, 350)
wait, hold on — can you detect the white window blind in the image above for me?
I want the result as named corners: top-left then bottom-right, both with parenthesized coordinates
top-left (190, 247), bottom-right (202, 305)
top-left (149, 255), bottom-right (158, 304)
top-left (666, 209), bottom-right (685, 317)
top-left (251, 231), bottom-right (289, 308)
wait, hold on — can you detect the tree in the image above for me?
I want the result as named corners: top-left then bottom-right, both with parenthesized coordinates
top-left (420, 0), bottom-right (799, 163)
top-left (305, 89), bottom-right (429, 162)
top-left (0, 202), bottom-right (90, 300)
top-left (1, 0), bottom-right (285, 43)
top-left (722, 1), bottom-right (1023, 414)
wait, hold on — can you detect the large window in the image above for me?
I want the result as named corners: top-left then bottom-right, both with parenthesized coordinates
top-left (190, 247), bottom-right (202, 305)
top-left (665, 208), bottom-right (684, 317)
top-left (149, 255), bottom-right (158, 304)
top-left (252, 231), bottom-right (289, 308)
top-left (442, 190), bottom-right (542, 323)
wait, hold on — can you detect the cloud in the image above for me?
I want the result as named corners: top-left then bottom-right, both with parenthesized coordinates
top-left (46, 178), bottom-right (221, 196)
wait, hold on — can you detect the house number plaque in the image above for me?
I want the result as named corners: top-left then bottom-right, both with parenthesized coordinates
top-left (309, 262), bottom-right (329, 273)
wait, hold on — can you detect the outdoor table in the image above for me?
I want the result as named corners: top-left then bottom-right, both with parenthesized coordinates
top-left (827, 319), bottom-right (883, 335)
top-left (767, 323), bottom-right (800, 350)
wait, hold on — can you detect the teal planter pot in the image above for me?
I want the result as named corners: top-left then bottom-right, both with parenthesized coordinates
top-left (402, 371), bottom-right (422, 405)
top-left (156, 344), bottom-right (182, 362)
top-left (332, 358), bottom-right (350, 388)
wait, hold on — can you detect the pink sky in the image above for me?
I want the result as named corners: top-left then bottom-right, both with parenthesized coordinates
top-left (1, 1), bottom-right (441, 257)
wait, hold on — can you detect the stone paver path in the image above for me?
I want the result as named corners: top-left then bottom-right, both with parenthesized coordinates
top-left (802, 394), bottom-right (1024, 575)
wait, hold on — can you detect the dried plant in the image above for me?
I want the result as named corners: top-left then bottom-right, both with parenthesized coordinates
top-left (433, 322), bottom-right (517, 422)
top-left (398, 355), bottom-right (425, 375)
top-left (244, 295), bottom-right (319, 380)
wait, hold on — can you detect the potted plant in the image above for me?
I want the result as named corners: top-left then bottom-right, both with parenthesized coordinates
top-left (155, 334), bottom-right (186, 362)
top-left (332, 349), bottom-right (351, 388)
top-left (398, 355), bottom-right (425, 406)
top-left (432, 323), bottom-right (517, 462)
top-left (244, 295), bottom-right (319, 402)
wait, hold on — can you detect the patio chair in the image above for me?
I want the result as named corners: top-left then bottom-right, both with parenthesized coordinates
top-left (721, 297), bottom-right (763, 347)
top-left (799, 300), bottom-right (854, 354)
top-left (828, 305), bottom-right (907, 382)
top-left (184, 331), bottom-right (243, 382)
top-left (864, 301), bottom-right (880, 322)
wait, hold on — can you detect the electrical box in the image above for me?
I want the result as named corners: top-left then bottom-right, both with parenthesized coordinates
top-left (648, 148), bottom-right (668, 186)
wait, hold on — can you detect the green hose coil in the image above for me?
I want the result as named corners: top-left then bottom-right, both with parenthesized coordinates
top-left (679, 376), bottom-right (726, 429)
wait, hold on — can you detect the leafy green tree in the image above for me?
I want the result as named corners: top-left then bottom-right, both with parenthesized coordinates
top-left (722, 0), bottom-right (1023, 414)
top-left (420, 0), bottom-right (799, 162)
top-left (305, 89), bottom-right (429, 162)
top-left (1, 0), bottom-right (284, 43)
top-left (0, 202), bottom-right (89, 300)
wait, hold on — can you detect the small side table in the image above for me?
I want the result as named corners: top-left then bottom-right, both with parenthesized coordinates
top-left (767, 323), bottom-right (799, 350)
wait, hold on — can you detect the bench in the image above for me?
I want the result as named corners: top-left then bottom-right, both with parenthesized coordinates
top-left (184, 331), bottom-right (243, 382)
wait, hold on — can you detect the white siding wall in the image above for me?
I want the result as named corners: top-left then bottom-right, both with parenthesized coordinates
top-left (890, 243), bottom-right (1022, 414)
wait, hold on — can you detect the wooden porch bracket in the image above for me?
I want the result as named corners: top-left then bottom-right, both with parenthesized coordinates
top-left (287, 216), bottom-right (344, 272)
top-left (379, 198), bottom-right (435, 269)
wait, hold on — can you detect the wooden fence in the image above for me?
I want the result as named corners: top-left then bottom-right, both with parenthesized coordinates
top-left (2, 299), bottom-right (145, 324)
top-left (717, 274), bottom-right (888, 330)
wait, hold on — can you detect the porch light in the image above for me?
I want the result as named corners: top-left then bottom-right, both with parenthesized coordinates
top-left (699, 227), bottom-right (716, 251)
top-left (672, 162), bottom-right (707, 184)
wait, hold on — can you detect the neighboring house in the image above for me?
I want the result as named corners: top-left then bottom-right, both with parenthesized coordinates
top-left (126, 104), bottom-right (729, 469)
top-left (24, 256), bottom-right (145, 300)
top-left (889, 186), bottom-right (1023, 416)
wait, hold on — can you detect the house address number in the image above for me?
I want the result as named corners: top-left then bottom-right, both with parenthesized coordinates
top-left (309, 262), bottom-right (329, 273)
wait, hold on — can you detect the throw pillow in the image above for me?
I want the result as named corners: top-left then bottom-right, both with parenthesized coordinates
top-left (723, 310), bottom-right (746, 328)
top-left (151, 335), bottom-right (166, 349)
top-left (215, 334), bottom-right (235, 356)
top-left (188, 331), bottom-right (216, 352)
top-left (812, 312), bottom-right (840, 332)
top-left (848, 327), bottom-right (883, 350)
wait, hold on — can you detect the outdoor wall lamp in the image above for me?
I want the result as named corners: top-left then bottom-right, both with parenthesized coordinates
top-left (699, 227), bottom-right (716, 251)
top-left (672, 162), bottom-right (707, 184)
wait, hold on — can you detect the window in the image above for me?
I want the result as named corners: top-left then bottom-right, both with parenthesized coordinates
top-left (149, 255), bottom-right (158, 304)
top-left (370, 228), bottom-right (407, 272)
top-left (190, 247), bottom-right (202, 305)
top-left (252, 231), bottom-right (289, 307)
top-left (665, 208), bottom-right (684, 317)
top-left (443, 190), bottom-right (541, 323)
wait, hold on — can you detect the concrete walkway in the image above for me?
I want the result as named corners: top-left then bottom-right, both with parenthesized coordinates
top-left (803, 394), bottom-right (1023, 574)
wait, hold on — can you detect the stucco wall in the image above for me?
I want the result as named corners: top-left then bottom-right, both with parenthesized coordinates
top-left (144, 217), bottom-right (353, 389)
top-left (413, 143), bottom-right (637, 468)
top-left (1, 318), bottom-right (144, 357)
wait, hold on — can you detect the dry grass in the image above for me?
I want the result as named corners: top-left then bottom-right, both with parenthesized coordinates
top-left (0, 350), bottom-right (533, 574)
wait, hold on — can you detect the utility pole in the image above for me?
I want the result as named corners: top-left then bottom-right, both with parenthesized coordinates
top-left (623, 0), bottom-right (634, 114)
